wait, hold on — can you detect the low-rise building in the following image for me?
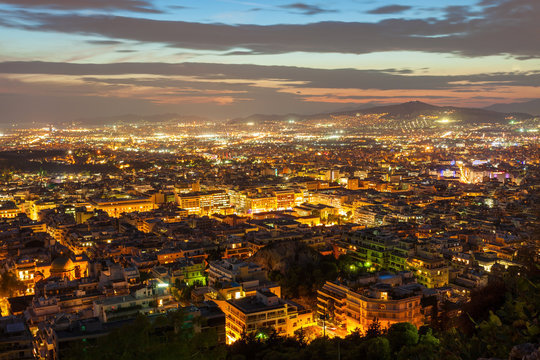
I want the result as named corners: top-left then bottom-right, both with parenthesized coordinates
top-left (219, 290), bottom-right (314, 344)
top-left (90, 197), bottom-right (154, 218)
top-left (0, 315), bottom-right (34, 359)
top-left (92, 282), bottom-right (174, 323)
top-left (317, 278), bottom-right (425, 335)
top-left (208, 258), bottom-right (266, 285)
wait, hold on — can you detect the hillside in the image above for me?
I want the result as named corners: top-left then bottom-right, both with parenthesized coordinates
top-left (484, 99), bottom-right (540, 115)
top-left (249, 241), bottom-right (322, 274)
top-left (229, 101), bottom-right (534, 125)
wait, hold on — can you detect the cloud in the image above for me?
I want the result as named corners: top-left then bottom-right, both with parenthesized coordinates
top-left (280, 3), bottom-right (337, 15)
top-left (86, 40), bottom-right (124, 45)
top-left (0, 0), bottom-right (162, 13)
top-left (168, 5), bottom-right (191, 10)
top-left (3, 0), bottom-right (538, 58)
top-left (1, 62), bottom-right (538, 123)
top-left (2, 60), bottom-right (540, 91)
top-left (223, 50), bottom-right (263, 56)
top-left (367, 5), bottom-right (412, 14)
top-left (442, 6), bottom-right (477, 23)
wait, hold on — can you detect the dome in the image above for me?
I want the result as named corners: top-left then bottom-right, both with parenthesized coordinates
top-left (50, 256), bottom-right (74, 274)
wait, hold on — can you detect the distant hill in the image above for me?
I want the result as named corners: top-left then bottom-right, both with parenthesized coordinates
top-left (322, 100), bottom-right (533, 124)
top-left (56, 101), bottom-right (537, 127)
top-left (484, 99), bottom-right (540, 116)
top-left (331, 100), bottom-right (440, 117)
top-left (229, 101), bottom-right (534, 126)
top-left (228, 102), bottom-right (388, 124)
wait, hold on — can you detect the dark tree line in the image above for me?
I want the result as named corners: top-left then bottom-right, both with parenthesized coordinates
top-left (64, 264), bottom-right (539, 360)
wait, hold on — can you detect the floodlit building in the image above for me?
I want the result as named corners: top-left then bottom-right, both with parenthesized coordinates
top-left (317, 278), bottom-right (425, 334)
top-left (219, 290), bottom-right (314, 344)
top-left (90, 197), bottom-right (154, 218)
top-left (406, 255), bottom-right (449, 288)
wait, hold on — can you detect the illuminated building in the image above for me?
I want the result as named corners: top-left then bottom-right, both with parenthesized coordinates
top-left (200, 191), bottom-right (230, 214)
top-left (388, 239), bottom-right (416, 272)
top-left (223, 241), bottom-right (253, 259)
top-left (29, 200), bottom-right (56, 221)
top-left (49, 255), bottom-right (89, 281)
top-left (343, 229), bottom-right (399, 269)
top-left (317, 280), bottom-right (424, 334)
top-left (9, 255), bottom-right (86, 295)
top-left (345, 283), bottom-right (423, 333)
top-left (245, 194), bottom-right (277, 214)
top-left (293, 203), bottom-right (336, 221)
top-left (153, 258), bottom-right (206, 286)
top-left (13, 259), bottom-right (50, 295)
top-left (174, 181), bottom-right (200, 195)
top-left (157, 248), bottom-right (185, 264)
top-left (317, 281), bottom-right (348, 331)
top-left (92, 282), bottom-right (173, 323)
top-left (176, 193), bottom-right (201, 214)
top-left (219, 290), bottom-right (314, 344)
top-left (0, 202), bottom-right (20, 219)
top-left (346, 178), bottom-right (360, 190)
top-left (406, 255), bottom-right (449, 288)
top-left (272, 190), bottom-right (296, 210)
top-left (208, 258), bottom-right (266, 285)
top-left (176, 191), bottom-right (230, 215)
top-left (310, 191), bottom-right (347, 210)
top-left (90, 197), bottom-right (154, 218)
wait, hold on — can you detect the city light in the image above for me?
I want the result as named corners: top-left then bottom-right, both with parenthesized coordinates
top-left (0, 0), bottom-right (538, 357)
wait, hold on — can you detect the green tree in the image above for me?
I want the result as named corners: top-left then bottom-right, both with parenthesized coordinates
top-left (397, 328), bottom-right (441, 360)
top-left (64, 310), bottom-right (225, 360)
top-left (363, 337), bottom-right (391, 360)
top-left (386, 322), bottom-right (419, 354)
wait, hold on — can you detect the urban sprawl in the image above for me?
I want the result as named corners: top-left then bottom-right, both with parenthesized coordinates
top-left (0, 112), bottom-right (538, 359)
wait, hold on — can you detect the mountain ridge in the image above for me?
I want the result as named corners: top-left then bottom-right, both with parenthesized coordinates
top-left (484, 99), bottom-right (540, 115)
top-left (47, 101), bottom-right (537, 127)
top-left (229, 100), bottom-right (534, 125)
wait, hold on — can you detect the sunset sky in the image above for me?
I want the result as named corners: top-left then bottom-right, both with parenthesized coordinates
top-left (0, 0), bottom-right (539, 123)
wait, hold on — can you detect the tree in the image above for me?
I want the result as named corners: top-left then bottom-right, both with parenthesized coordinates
top-left (386, 322), bottom-right (419, 354)
top-left (397, 328), bottom-right (441, 360)
top-left (365, 318), bottom-right (384, 339)
top-left (363, 337), bottom-right (391, 360)
top-left (0, 272), bottom-right (26, 297)
top-left (294, 327), bottom-right (308, 348)
top-left (64, 310), bottom-right (226, 360)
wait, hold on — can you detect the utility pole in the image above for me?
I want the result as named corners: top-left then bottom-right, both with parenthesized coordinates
top-left (323, 310), bottom-right (326, 338)
top-left (321, 308), bottom-right (329, 337)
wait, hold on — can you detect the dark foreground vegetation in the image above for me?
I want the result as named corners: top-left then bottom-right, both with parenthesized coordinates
top-left (64, 263), bottom-right (539, 360)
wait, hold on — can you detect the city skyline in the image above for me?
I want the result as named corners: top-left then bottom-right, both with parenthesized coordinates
top-left (1, 0), bottom-right (539, 124)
